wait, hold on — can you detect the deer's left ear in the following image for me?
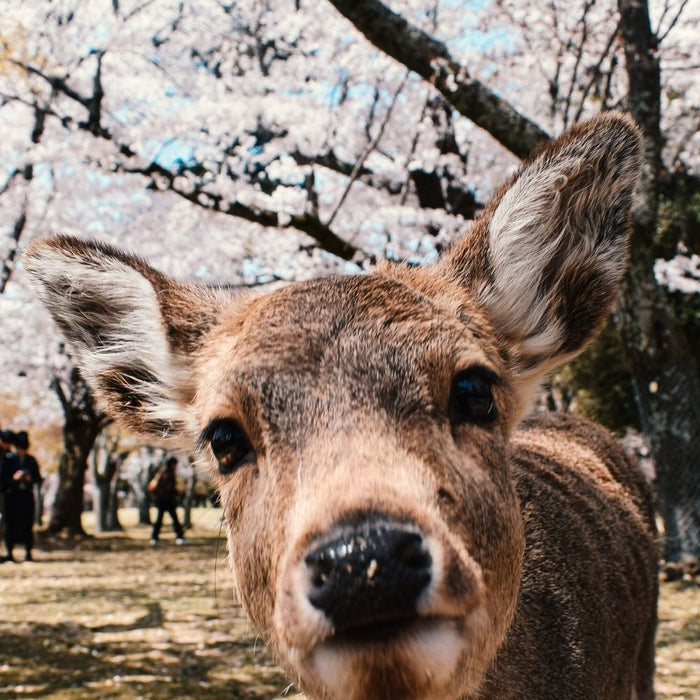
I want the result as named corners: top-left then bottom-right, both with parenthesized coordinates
top-left (24, 235), bottom-right (234, 442)
top-left (440, 112), bottom-right (642, 377)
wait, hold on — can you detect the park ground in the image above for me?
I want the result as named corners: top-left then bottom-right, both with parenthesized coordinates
top-left (0, 508), bottom-right (698, 699)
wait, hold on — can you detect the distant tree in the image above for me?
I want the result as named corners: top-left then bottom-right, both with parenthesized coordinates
top-left (138, 447), bottom-right (165, 526)
top-left (90, 430), bottom-right (128, 533)
top-left (49, 366), bottom-right (111, 535)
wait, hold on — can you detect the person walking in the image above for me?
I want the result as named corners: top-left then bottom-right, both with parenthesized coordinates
top-left (0, 430), bottom-right (20, 560)
top-left (2, 431), bottom-right (41, 562)
top-left (148, 456), bottom-right (185, 545)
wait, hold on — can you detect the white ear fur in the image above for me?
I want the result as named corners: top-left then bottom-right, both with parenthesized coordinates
top-left (482, 165), bottom-right (623, 359)
top-left (475, 113), bottom-right (642, 374)
top-left (24, 236), bottom-right (223, 442)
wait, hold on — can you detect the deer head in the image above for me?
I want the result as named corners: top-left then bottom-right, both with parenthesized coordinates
top-left (25, 113), bottom-right (642, 699)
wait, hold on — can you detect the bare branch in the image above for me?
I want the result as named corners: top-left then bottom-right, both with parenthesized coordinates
top-left (0, 207), bottom-right (26, 294)
top-left (573, 19), bottom-right (622, 123)
top-left (327, 71), bottom-right (408, 228)
top-left (85, 50), bottom-right (105, 135)
top-left (400, 88), bottom-right (432, 206)
top-left (120, 158), bottom-right (363, 261)
top-left (657, 0), bottom-right (690, 43)
top-left (0, 167), bottom-right (21, 196)
top-left (50, 376), bottom-right (69, 413)
top-left (325, 0), bottom-right (550, 159)
top-left (563, 0), bottom-right (595, 128)
top-left (290, 149), bottom-right (402, 195)
top-left (11, 60), bottom-right (89, 109)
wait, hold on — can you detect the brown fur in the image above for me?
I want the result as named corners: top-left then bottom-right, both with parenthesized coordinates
top-left (24, 113), bottom-right (657, 699)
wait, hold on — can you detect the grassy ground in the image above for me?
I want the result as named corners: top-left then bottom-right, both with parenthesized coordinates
top-left (0, 508), bottom-right (697, 699)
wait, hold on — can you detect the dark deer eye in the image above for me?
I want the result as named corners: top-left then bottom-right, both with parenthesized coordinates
top-left (450, 368), bottom-right (498, 425)
top-left (202, 418), bottom-right (254, 475)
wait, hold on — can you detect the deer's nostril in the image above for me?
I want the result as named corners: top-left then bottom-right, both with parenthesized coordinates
top-left (397, 532), bottom-right (432, 570)
top-left (308, 552), bottom-right (334, 588)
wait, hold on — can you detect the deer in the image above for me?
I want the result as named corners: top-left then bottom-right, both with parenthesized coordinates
top-left (24, 112), bottom-right (658, 700)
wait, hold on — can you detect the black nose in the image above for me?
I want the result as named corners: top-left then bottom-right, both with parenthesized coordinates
top-left (304, 517), bottom-right (432, 634)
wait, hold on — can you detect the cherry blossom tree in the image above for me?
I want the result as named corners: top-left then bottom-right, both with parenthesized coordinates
top-left (0, 0), bottom-right (697, 557)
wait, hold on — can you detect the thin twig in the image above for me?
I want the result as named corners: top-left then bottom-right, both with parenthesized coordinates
top-left (0, 167), bottom-right (20, 196)
top-left (563, 0), bottom-right (595, 128)
top-left (400, 88), bottom-right (432, 206)
top-left (573, 19), bottom-right (621, 123)
top-left (657, 0), bottom-right (690, 43)
top-left (326, 70), bottom-right (409, 228)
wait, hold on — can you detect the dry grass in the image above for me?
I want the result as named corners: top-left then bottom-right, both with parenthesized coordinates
top-left (0, 508), bottom-right (697, 699)
top-left (656, 578), bottom-right (700, 699)
top-left (0, 508), bottom-right (291, 699)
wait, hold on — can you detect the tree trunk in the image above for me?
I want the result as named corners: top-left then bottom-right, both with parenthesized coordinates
top-left (617, 259), bottom-right (700, 560)
top-left (182, 458), bottom-right (197, 530)
top-left (138, 450), bottom-right (163, 526)
top-left (90, 433), bottom-right (125, 533)
top-left (34, 483), bottom-right (44, 527)
top-left (616, 0), bottom-right (700, 561)
top-left (93, 466), bottom-right (123, 533)
top-left (93, 473), bottom-right (108, 533)
top-left (49, 440), bottom-right (91, 535)
top-left (137, 469), bottom-right (153, 525)
top-left (48, 366), bottom-right (109, 536)
top-left (106, 479), bottom-right (123, 531)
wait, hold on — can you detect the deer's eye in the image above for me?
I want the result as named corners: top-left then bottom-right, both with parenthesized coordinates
top-left (450, 367), bottom-right (498, 425)
top-left (202, 418), bottom-right (254, 475)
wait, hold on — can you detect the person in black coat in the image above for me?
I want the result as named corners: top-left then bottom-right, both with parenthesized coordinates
top-left (2, 430), bottom-right (42, 562)
top-left (0, 430), bottom-right (20, 559)
top-left (148, 456), bottom-right (185, 545)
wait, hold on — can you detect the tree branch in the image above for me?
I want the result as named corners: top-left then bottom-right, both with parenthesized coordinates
top-left (290, 149), bottom-right (402, 195)
top-left (0, 168), bottom-right (21, 196)
top-left (327, 71), bottom-right (408, 227)
top-left (656, 0), bottom-right (690, 43)
top-left (572, 18), bottom-right (622, 124)
top-left (0, 207), bottom-right (26, 294)
top-left (5, 62), bottom-right (364, 261)
top-left (562, 0), bottom-right (595, 128)
top-left (51, 376), bottom-right (69, 414)
top-left (617, 0), bottom-right (662, 236)
top-left (120, 158), bottom-right (362, 261)
top-left (325, 0), bottom-right (550, 158)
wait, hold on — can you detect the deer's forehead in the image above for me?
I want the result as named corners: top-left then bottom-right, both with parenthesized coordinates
top-left (195, 273), bottom-right (500, 420)
top-left (205, 273), bottom-right (494, 369)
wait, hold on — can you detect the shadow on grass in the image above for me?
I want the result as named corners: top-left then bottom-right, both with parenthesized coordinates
top-left (0, 620), bottom-right (290, 699)
top-left (0, 528), bottom-right (292, 698)
top-left (5, 520), bottom-right (695, 699)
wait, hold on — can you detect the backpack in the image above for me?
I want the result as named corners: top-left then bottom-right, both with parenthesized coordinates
top-left (147, 467), bottom-right (164, 496)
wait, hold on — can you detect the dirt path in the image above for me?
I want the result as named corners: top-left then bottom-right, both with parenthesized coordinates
top-left (0, 510), bottom-right (697, 699)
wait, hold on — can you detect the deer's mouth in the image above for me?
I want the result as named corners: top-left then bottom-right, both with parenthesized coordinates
top-left (324, 614), bottom-right (454, 647)
top-left (306, 615), bottom-right (467, 700)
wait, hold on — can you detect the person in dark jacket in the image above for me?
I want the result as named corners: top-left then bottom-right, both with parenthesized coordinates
top-left (148, 456), bottom-right (185, 545)
top-left (2, 430), bottom-right (41, 562)
top-left (0, 430), bottom-right (20, 559)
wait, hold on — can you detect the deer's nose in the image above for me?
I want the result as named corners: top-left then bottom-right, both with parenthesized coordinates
top-left (304, 517), bottom-right (432, 634)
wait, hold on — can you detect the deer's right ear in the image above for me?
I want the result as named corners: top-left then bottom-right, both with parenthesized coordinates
top-left (439, 113), bottom-right (642, 381)
top-left (24, 235), bottom-right (230, 442)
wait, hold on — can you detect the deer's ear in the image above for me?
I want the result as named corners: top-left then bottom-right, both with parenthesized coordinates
top-left (24, 235), bottom-right (229, 441)
top-left (442, 112), bottom-right (642, 376)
